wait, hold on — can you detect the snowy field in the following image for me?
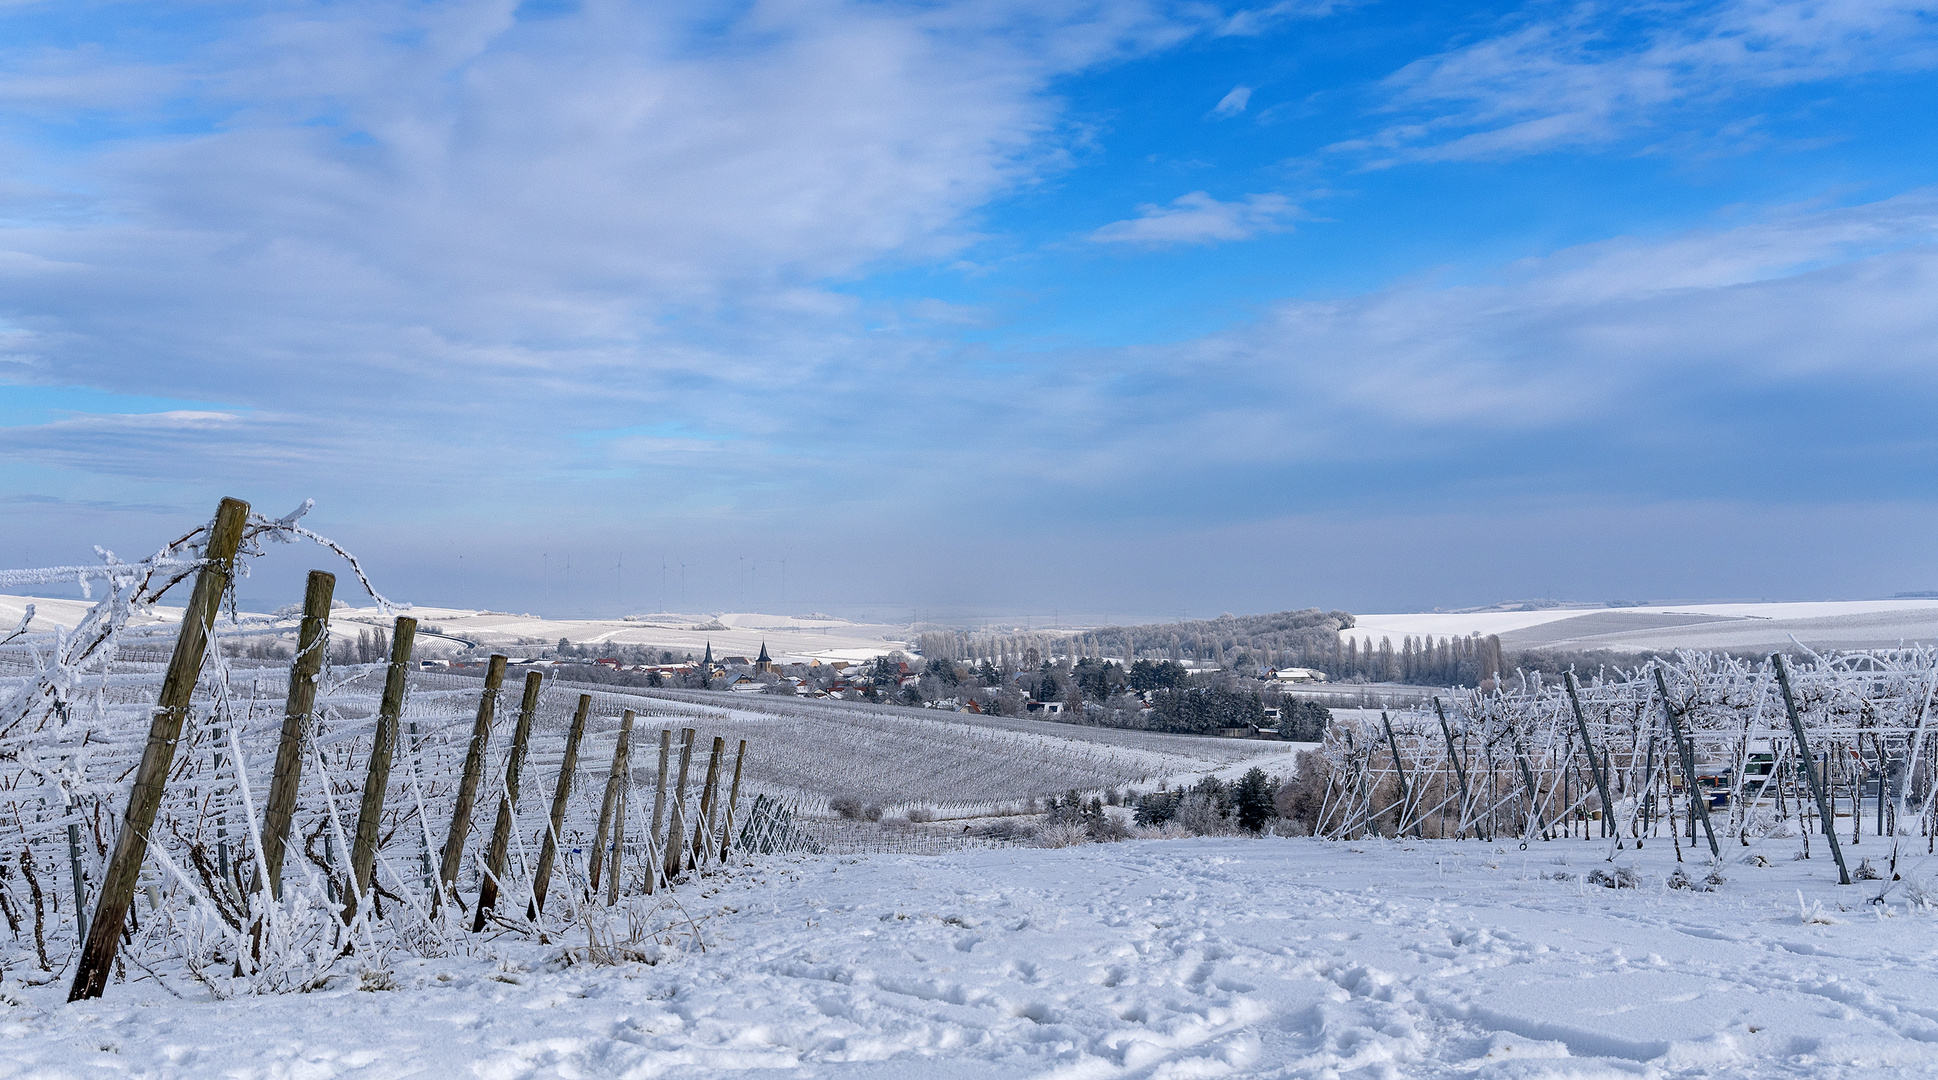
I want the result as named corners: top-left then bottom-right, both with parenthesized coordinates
top-left (1342, 600), bottom-right (1938, 656)
top-left (7, 836), bottom-right (1937, 1078)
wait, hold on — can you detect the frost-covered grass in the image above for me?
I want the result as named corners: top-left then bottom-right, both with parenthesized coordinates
top-left (4, 836), bottom-right (1936, 1077)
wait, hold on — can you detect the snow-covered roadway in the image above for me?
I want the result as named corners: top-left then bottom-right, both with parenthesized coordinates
top-left (5, 837), bottom-right (1936, 1077)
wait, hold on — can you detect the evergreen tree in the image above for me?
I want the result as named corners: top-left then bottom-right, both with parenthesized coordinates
top-left (1233, 767), bottom-right (1277, 833)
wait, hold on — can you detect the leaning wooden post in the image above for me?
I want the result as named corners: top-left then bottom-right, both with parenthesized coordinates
top-left (587, 710), bottom-right (634, 900)
top-left (1773, 654), bottom-right (1852, 885)
top-left (257, 569), bottom-right (336, 899)
top-left (530, 694), bottom-right (591, 915)
top-left (693, 736), bottom-right (725, 867)
top-left (645, 730), bottom-right (671, 895)
top-left (437, 654), bottom-right (507, 910)
top-left (606, 740), bottom-right (632, 907)
top-left (1433, 699), bottom-right (1477, 841)
top-left (1653, 667), bottom-right (1720, 859)
top-left (474, 670), bottom-right (543, 931)
top-left (345, 617), bottom-right (416, 923)
top-left (662, 728), bottom-right (696, 879)
top-left (70, 497), bottom-right (249, 1002)
top-left (720, 739), bottom-right (747, 860)
top-left (1566, 674), bottom-right (1621, 850)
top-left (1380, 714), bottom-right (1419, 837)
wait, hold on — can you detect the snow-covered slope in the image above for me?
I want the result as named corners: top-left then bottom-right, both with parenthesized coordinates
top-left (5, 837), bottom-right (1934, 1077)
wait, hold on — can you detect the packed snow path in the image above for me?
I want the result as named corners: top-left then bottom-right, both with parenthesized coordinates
top-left (6, 837), bottom-right (1938, 1077)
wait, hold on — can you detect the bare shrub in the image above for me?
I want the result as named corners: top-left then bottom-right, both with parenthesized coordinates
top-left (1032, 822), bottom-right (1090, 848)
top-left (829, 796), bottom-right (863, 820)
top-left (1085, 815), bottom-right (1131, 842)
top-left (862, 804), bottom-right (884, 823)
top-left (1275, 749), bottom-right (1332, 834)
top-left (906, 807), bottom-right (934, 824)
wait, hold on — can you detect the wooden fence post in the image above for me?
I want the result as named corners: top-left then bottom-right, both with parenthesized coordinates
top-left (530, 694), bottom-right (591, 915)
top-left (474, 670), bottom-right (542, 931)
top-left (1654, 667), bottom-right (1720, 859)
top-left (1773, 654), bottom-right (1852, 884)
top-left (70, 496), bottom-right (250, 1002)
top-left (662, 729), bottom-right (696, 879)
top-left (256, 570), bottom-right (335, 899)
top-left (720, 739), bottom-right (746, 860)
top-left (588, 710), bottom-right (634, 901)
top-left (693, 737), bottom-right (724, 867)
top-left (645, 730), bottom-right (670, 895)
top-left (1566, 674), bottom-right (1620, 848)
top-left (345, 617), bottom-right (416, 923)
top-left (438, 654), bottom-right (507, 910)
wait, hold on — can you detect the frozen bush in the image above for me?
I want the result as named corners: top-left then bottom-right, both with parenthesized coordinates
top-left (862, 804), bottom-right (884, 823)
top-left (1586, 866), bottom-right (1638, 889)
top-left (907, 807), bottom-right (934, 824)
top-left (829, 796), bottom-right (864, 820)
top-left (1855, 858), bottom-right (1883, 881)
top-left (1173, 793), bottom-right (1234, 837)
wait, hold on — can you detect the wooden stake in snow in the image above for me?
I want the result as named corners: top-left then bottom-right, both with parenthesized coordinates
top-left (645, 729), bottom-right (671, 894)
top-left (1773, 654), bottom-right (1852, 885)
top-left (663, 729), bottom-right (696, 878)
top-left (346, 616), bottom-right (416, 923)
top-left (474, 670), bottom-right (542, 931)
top-left (1433, 699), bottom-right (1478, 841)
top-left (1566, 673), bottom-right (1620, 850)
top-left (720, 739), bottom-right (747, 860)
top-left (587, 710), bottom-right (634, 901)
top-left (530, 694), bottom-right (591, 915)
top-left (1653, 667), bottom-right (1720, 859)
top-left (693, 736), bottom-right (725, 865)
top-left (1380, 714), bottom-right (1419, 838)
top-left (438, 654), bottom-right (507, 909)
top-left (71, 496), bottom-right (249, 1002)
top-left (257, 570), bottom-right (336, 899)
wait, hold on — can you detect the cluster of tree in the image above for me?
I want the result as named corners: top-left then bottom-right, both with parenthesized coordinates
top-left (551, 641), bottom-right (685, 665)
top-left (334, 625), bottom-right (391, 665)
top-left (1132, 769), bottom-right (1279, 833)
top-left (1143, 687), bottom-right (1266, 735)
top-left (912, 609), bottom-right (1353, 672)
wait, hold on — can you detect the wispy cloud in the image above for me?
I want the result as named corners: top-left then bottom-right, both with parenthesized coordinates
top-left (1211, 85), bottom-right (1252, 116)
top-left (1344, 0), bottom-right (1938, 163)
top-left (1089, 191), bottom-right (1302, 244)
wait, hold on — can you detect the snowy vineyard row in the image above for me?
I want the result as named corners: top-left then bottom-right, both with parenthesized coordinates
top-left (0, 499), bottom-right (785, 1000)
top-left (1317, 648), bottom-right (1938, 883)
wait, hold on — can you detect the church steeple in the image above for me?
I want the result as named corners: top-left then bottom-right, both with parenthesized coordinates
top-left (702, 640), bottom-right (713, 669)
top-left (756, 641), bottom-right (772, 674)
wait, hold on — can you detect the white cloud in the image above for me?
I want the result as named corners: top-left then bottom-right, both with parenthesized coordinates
top-left (1212, 85), bottom-right (1252, 116)
top-left (1089, 191), bottom-right (1302, 244)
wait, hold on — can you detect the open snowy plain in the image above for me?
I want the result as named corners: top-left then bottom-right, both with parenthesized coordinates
top-left (5, 836), bottom-right (1934, 1079)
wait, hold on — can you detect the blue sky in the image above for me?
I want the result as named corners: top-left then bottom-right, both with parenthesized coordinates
top-left (2, 0), bottom-right (1937, 621)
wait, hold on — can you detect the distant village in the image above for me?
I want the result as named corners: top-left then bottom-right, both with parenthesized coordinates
top-left (428, 640), bottom-right (1335, 741)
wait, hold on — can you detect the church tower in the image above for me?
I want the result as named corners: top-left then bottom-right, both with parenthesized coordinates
top-left (756, 641), bottom-right (772, 675)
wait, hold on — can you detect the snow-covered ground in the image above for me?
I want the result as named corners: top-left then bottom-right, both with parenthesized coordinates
top-left (7, 836), bottom-right (1936, 1078)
